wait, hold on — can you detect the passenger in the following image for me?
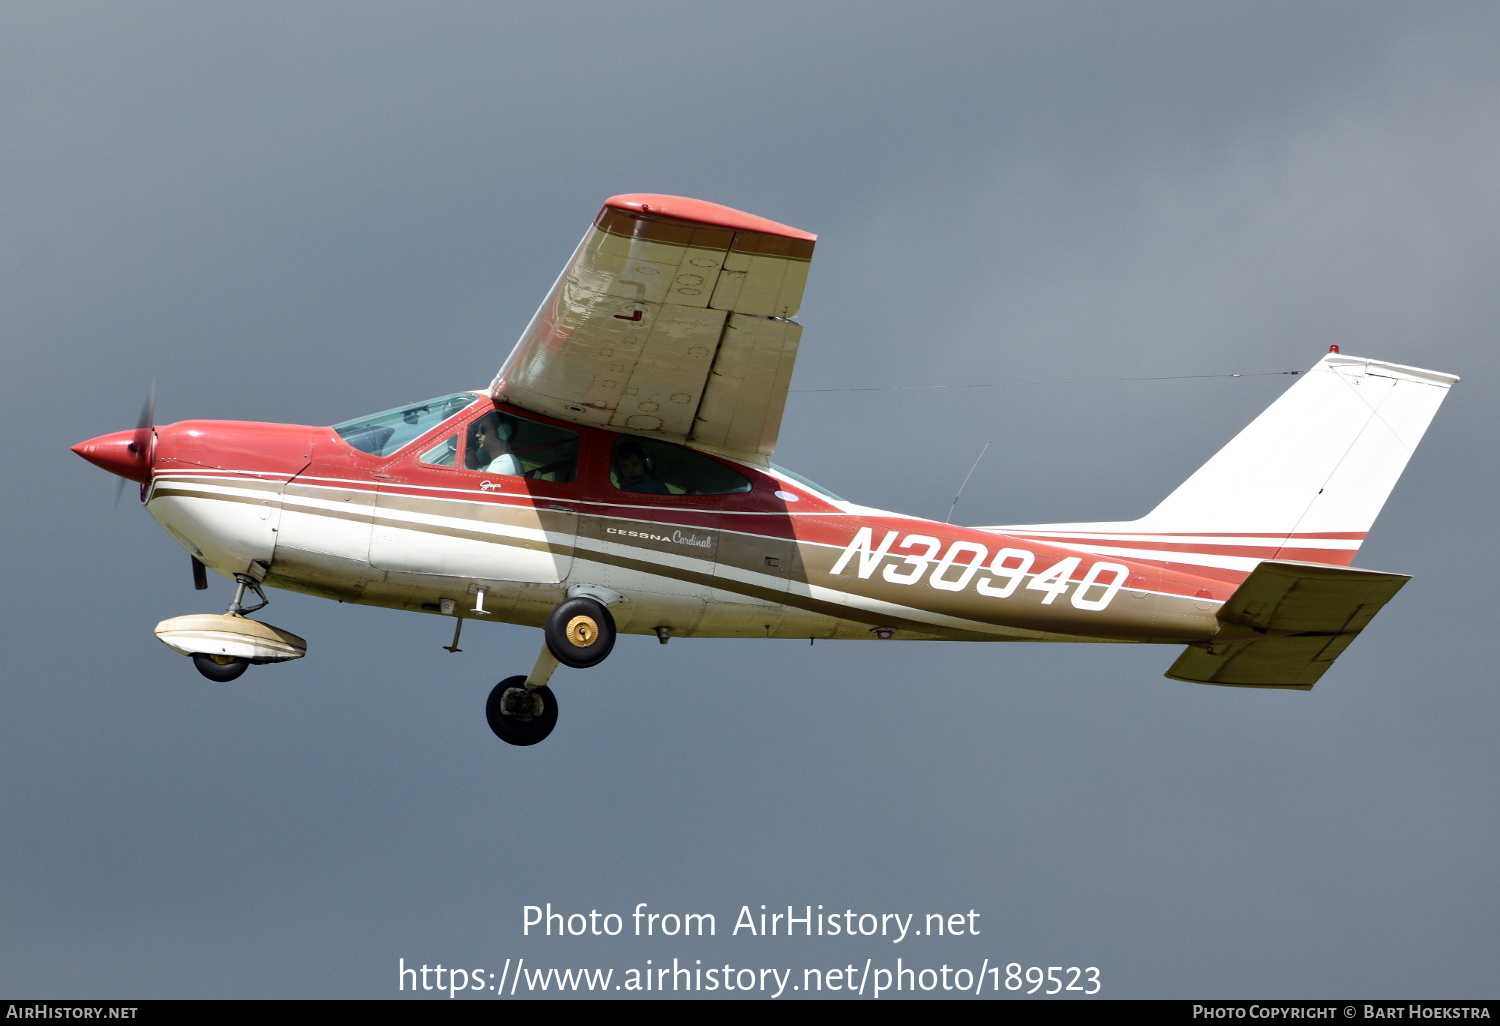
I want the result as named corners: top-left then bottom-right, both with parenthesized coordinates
top-left (470, 414), bottom-right (524, 475)
top-left (614, 439), bottom-right (670, 494)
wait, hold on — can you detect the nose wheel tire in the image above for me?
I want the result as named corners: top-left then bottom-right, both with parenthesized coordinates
top-left (544, 597), bottom-right (616, 669)
top-left (193, 653), bottom-right (250, 682)
top-left (486, 675), bottom-right (558, 746)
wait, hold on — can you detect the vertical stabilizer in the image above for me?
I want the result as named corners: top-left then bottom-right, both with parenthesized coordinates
top-left (982, 353), bottom-right (1458, 575)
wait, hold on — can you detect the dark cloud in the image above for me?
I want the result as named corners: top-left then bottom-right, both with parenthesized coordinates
top-left (4, 1), bottom-right (1495, 997)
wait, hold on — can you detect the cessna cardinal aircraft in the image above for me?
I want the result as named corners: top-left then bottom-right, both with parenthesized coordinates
top-left (72, 194), bottom-right (1458, 745)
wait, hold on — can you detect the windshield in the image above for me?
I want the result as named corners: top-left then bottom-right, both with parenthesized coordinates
top-left (770, 464), bottom-right (845, 502)
top-left (332, 394), bottom-right (478, 457)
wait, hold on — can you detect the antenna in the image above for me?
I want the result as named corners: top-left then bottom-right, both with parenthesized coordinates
top-left (945, 440), bottom-right (991, 524)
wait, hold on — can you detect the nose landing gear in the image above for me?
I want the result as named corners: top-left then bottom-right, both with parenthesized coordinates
top-left (154, 565), bottom-right (306, 682)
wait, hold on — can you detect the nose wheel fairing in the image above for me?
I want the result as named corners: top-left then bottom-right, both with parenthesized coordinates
top-left (154, 613), bottom-right (306, 664)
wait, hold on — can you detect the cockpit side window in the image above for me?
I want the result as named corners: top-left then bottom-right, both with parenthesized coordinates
top-left (610, 436), bottom-right (752, 496)
top-left (464, 411), bottom-right (580, 483)
top-left (333, 394), bottom-right (478, 457)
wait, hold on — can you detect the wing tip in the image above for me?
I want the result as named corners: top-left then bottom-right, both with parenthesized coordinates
top-left (602, 193), bottom-right (817, 242)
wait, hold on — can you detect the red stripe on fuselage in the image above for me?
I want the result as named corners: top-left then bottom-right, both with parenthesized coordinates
top-left (999, 534), bottom-right (1360, 565)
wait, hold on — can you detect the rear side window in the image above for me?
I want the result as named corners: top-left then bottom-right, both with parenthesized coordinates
top-left (771, 463), bottom-right (845, 502)
top-left (333, 394), bottom-right (477, 456)
top-left (610, 436), bottom-right (751, 496)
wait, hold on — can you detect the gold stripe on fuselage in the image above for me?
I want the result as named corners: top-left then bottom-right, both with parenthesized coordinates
top-left (152, 474), bottom-right (1220, 644)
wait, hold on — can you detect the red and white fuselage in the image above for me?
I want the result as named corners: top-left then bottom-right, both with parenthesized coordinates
top-left (80, 347), bottom-right (1451, 655)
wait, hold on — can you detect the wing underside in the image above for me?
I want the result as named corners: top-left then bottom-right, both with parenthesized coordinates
top-left (490, 194), bottom-right (816, 463)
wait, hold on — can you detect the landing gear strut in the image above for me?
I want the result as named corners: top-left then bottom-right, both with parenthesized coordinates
top-left (184, 571), bottom-right (269, 681)
top-left (226, 572), bottom-right (268, 616)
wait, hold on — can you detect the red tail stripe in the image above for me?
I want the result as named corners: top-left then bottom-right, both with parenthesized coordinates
top-left (1004, 536), bottom-right (1358, 559)
top-left (1003, 531), bottom-right (1367, 541)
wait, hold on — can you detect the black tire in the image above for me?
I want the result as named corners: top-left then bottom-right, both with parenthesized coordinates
top-left (485, 675), bottom-right (558, 746)
top-left (544, 597), bottom-right (616, 669)
top-left (193, 652), bottom-right (249, 682)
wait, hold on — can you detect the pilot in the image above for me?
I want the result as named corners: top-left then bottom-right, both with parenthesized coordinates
top-left (470, 414), bottom-right (524, 475)
top-left (614, 439), bottom-right (670, 494)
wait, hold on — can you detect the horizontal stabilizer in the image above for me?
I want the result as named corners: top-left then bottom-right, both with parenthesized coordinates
top-left (1165, 560), bottom-right (1409, 689)
top-left (1215, 560), bottom-right (1410, 632)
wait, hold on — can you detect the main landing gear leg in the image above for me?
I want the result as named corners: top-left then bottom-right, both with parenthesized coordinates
top-left (527, 644), bottom-right (560, 690)
top-left (484, 594), bottom-right (620, 747)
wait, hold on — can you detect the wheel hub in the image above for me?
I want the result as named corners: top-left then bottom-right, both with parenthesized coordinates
top-left (499, 686), bottom-right (543, 720)
top-left (565, 615), bottom-right (598, 648)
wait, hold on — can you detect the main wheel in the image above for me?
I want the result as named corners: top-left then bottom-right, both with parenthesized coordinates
top-left (544, 597), bottom-right (616, 669)
top-left (193, 652), bottom-right (249, 682)
top-left (485, 675), bottom-right (558, 746)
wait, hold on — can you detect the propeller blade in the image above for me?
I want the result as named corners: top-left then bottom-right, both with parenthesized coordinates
top-left (136, 378), bottom-right (156, 432)
top-left (137, 378), bottom-right (155, 431)
top-left (114, 379), bottom-right (156, 511)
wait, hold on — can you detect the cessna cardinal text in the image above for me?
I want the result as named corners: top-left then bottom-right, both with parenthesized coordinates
top-left (72, 194), bottom-right (1458, 745)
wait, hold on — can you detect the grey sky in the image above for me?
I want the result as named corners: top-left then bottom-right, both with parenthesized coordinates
top-left (3, 2), bottom-right (1496, 998)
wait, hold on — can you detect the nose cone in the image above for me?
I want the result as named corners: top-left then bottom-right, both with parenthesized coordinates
top-left (71, 429), bottom-right (152, 483)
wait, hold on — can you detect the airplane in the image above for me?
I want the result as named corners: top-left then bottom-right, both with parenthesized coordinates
top-left (71, 193), bottom-right (1459, 746)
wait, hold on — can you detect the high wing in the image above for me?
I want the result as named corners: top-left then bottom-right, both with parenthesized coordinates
top-left (490, 194), bottom-right (816, 464)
